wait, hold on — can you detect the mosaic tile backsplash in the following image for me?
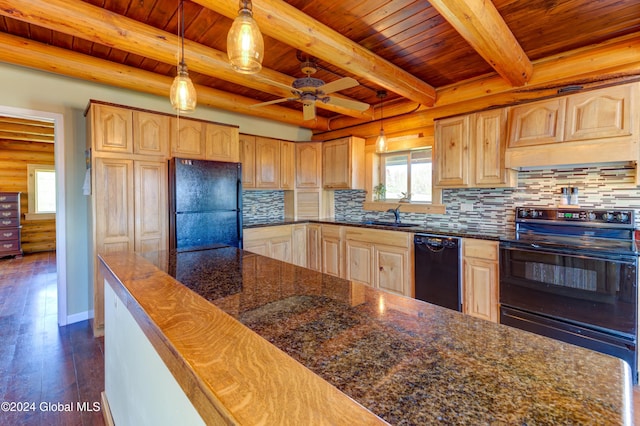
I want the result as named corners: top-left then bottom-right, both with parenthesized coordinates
top-left (334, 163), bottom-right (640, 233)
top-left (243, 163), bottom-right (640, 232)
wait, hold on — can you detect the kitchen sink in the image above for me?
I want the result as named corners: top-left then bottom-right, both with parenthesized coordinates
top-left (361, 220), bottom-right (420, 228)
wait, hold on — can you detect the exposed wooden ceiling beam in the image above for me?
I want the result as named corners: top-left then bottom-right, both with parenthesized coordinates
top-left (194, 0), bottom-right (437, 107)
top-left (0, 32), bottom-right (329, 130)
top-left (0, 0), bottom-right (370, 120)
top-left (315, 33), bottom-right (640, 140)
top-left (428, 0), bottom-right (533, 86)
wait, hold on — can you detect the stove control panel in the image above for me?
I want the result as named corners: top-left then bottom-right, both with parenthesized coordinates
top-left (516, 207), bottom-right (635, 226)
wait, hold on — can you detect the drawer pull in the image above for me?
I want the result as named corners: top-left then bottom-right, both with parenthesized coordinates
top-left (1, 220), bottom-right (10, 225)
top-left (0, 196), bottom-right (6, 201)
top-left (0, 204), bottom-right (10, 209)
top-left (1, 212), bottom-right (11, 217)
top-left (3, 243), bottom-right (14, 249)
top-left (3, 232), bottom-right (13, 237)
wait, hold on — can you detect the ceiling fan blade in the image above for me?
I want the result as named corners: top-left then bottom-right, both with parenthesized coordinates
top-left (320, 77), bottom-right (359, 95)
top-left (303, 102), bottom-right (316, 121)
top-left (324, 96), bottom-right (370, 112)
top-left (250, 98), bottom-right (295, 108)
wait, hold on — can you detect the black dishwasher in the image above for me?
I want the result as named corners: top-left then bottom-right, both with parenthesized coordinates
top-left (414, 234), bottom-right (461, 311)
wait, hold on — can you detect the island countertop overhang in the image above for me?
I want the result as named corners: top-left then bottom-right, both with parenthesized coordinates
top-left (98, 248), bottom-right (632, 425)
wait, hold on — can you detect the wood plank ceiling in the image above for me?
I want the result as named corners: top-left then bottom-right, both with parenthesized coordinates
top-left (0, 0), bottom-right (639, 137)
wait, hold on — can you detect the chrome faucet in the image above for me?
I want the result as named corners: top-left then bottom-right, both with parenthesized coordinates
top-left (386, 207), bottom-right (400, 223)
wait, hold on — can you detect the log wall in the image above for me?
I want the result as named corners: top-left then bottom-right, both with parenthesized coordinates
top-left (0, 117), bottom-right (56, 253)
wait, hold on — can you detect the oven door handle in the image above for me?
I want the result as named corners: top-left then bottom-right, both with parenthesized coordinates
top-left (500, 244), bottom-right (638, 265)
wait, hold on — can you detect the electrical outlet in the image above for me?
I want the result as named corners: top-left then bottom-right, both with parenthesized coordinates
top-left (460, 203), bottom-right (474, 212)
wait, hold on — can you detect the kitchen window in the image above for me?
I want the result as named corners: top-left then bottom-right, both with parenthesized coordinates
top-left (380, 148), bottom-right (432, 202)
top-left (26, 163), bottom-right (56, 220)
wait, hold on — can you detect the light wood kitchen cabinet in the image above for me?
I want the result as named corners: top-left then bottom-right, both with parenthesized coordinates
top-left (91, 103), bottom-right (133, 153)
top-left (306, 223), bottom-right (322, 272)
top-left (243, 225), bottom-right (292, 263)
top-left (344, 227), bottom-right (413, 297)
top-left (434, 115), bottom-right (471, 187)
top-left (375, 244), bottom-right (411, 297)
top-left (321, 225), bottom-right (343, 278)
top-left (205, 123), bottom-right (240, 162)
top-left (435, 111), bottom-right (516, 188)
top-left (564, 84), bottom-right (632, 141)
top-left (171, 118), bottom-right (205, 159)
top-left (255, 137), bottom-right (280, 189)
top-left (134, 160), bottom-right (168, 254)
top-left (345, 239), bottom-right (374, 286)
top-left (322, 136), bottom-right (365, 190)
top-left (505, 82), bottom-right (640, 171)
top-left (291, 224), bottom-right (307, 267)
top-left (296, 142), bottom-right (322, 188)
top-left (94, 158), bottom-right (135, 256)
top-left (474, 109), bottom-right (517, 187)
top-left (240, 134), bottom-right (256, 188)
top-left (280, 141), bottom-right (295, 190)
top-left (462, 239), bottom-right (499, 323)
top-left (133, 110), bottom-right (169, 157)
top-left (508, 98), bottom-right (566, 147)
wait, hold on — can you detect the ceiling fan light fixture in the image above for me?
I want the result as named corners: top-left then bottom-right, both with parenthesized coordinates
top-left (227, 0), bottom-right (264, 74)
top-left (171, 0), bottom-right (196, 113)
top-left (375, 90), bottom-right (388, 153)
top-left (170, 62), bottom-right (197, 113)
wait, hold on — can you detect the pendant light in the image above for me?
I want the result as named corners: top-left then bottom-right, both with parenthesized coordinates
top-left (170, 0), bottom-right (197, 113)
top-left (227, 0), bottom-right (264, 74)
top-left (375, 90), bottom-right (388, 153)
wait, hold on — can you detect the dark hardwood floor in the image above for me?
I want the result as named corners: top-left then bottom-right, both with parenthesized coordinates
top-left (0, 252), bottom-right (105, 426)
top-left (0, 252), bottom-right (639, 424)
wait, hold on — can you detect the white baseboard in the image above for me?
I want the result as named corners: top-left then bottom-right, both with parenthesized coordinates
top-left (66, 310), bottom-right (91, 325)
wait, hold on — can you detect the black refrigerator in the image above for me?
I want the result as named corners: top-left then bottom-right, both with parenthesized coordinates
top-left (169, 158), bottom-right (242, 252)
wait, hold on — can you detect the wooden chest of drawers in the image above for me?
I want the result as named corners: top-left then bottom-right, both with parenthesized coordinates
top-left (0, 192), bottom-right (22, 258)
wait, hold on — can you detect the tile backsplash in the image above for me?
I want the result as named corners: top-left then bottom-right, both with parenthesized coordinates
top-left (243, 163), bottom-right (640, 231)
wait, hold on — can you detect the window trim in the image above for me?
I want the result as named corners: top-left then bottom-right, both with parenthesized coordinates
top-left (26, 163), bottom-right (56, 221)
top-left (380, 148), bottom-right (432, 203)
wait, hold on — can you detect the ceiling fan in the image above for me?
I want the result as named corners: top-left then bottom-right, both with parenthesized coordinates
top-left (251, 58), bottom-right (370, 120)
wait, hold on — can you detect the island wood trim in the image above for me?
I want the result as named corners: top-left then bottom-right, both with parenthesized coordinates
top-left (98, 253), bottom-right (387, 426)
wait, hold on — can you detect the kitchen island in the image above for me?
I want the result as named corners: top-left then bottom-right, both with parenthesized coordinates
top-left (98, 247), bottom-right (632, 425)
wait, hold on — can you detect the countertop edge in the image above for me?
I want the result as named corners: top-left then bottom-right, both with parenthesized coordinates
top-left (98, 252), bottom-right (389, 426)
top-left (243, 219), bottom-right (505, 241)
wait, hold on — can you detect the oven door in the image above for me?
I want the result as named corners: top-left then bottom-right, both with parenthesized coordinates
top-left (500, 243), bottom-right (637, 338)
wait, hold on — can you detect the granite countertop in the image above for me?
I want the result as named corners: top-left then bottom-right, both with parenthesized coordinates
top-left (131, 247), bottom-right (631, 425)
top-left (243, 218), bottom-right (511, 241)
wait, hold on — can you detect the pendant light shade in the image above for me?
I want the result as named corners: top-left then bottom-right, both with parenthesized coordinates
top-left (171, 0), bottom-right (196, 113)
top-left (170, 62), bottom-right (197, 112)
top-left (375, 90), bottom-right (388, 153)
top-left (227, 0), bottom-right (264, 74)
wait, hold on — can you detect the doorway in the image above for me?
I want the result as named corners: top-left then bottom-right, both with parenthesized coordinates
top-left (0, 105), bottom-right (67, 326)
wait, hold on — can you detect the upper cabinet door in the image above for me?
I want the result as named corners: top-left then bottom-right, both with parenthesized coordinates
top-left (205, 123), bottom-right (240, 162)
top-left (474, 109), bottom-right (509, 186)
top-left (508, 98), bottom-right (566, 147)
top-left (564, 85), bottom-right (633, 141)
top-left (133, 111), bottom-right (169, 157)
top-left (255, 137), bottom-right (280, 189)
top-left (280, 141), bottom-right (295, 190)
top-left (239, 134), bottom-right (256, 189)
top-left (434, 115), bottom-right (471, 187)
top-left (171, 118), bottom-right (205, 159)
top-left (296, 142), bottom-right (322, 188)
top-left (92, 104), bottom-right (133, 153)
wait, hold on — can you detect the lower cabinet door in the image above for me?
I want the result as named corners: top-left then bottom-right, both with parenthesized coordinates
top-left (374, 245), bottom-right (409, 296)
top-left (463, 257), bottom-right (499, 322)
top-left (346, 240), bottom-right (373, 286)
